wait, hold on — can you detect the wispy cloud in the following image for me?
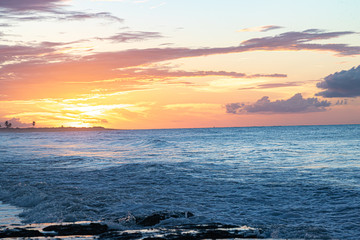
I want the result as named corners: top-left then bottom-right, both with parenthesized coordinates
top-left (238, 81), bottom-right (303, 90)
top-left (97, 31), bottom-right (162, 43)
top-left (316, 65), bottom-right (360, 98)
top-left (112, 67), bottom-right (287, 80)
top-left (226, 93), bottom-right (331, 114)
top-left (1, 29), bottom-right (360, 99)
top-left (0, 0), bottom-right (124, 24)
top-left (239, 29), bottom-right (360, 56)
top-left (238, 25), bottom-right (283, 32)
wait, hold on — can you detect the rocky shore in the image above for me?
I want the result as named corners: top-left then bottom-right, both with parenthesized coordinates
top-left (0, 212), bottom-right (266, 239)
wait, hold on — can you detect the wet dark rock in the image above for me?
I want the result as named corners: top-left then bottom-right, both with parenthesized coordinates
top-left (43, 222), bottom-right (108, 236)
top-left (99, 223), bottom-right (265, 239)
top-left (100, 231), bottom-right (143, 240)
top-left (0, 228), bottom-right (43, 238)
top-left (136, 211), bottom-right (194, 227)
top-left (136, 213), bottom-right (165, 226)
top-left (0, 221), bottom-right (264, 239)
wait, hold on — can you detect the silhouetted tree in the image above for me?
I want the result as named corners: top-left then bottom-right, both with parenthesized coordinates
top-left (5, 121), bottom-right (12, 128)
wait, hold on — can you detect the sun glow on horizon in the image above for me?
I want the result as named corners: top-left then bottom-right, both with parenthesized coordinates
top-left (0, 0), bottom-right (359, 129)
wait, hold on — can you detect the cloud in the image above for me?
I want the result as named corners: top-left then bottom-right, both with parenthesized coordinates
top-left (0, 23), bottom-right (12, 27)
top-left (56, 11), bottom-right (124, 23)
top-left (0, 42), bottom-right (69, 65)
top-left (239, 81), bottom-right (302, 90)
top-left (238, 25), bottom-right (283, 32)
top-left (226, 93), bottom-right (331, 114)
top-left (2, 29), bottom-right (359, 66)
top-left (335, 99), bottom-right (348, 105)
top-left (113, 67), bottom-right (287, 80)
top-left (0, 0), bottom-right (66, 12)
top-left (97, 31), bottom-right (162, 43)
top-left (0, 1), bottom-right (123, 23)
top-left (1, 29), bottom-right (360, 98)
top-left (316, 65), bottom-right (360, 97)
top-left (240, 29), bottom-right (360, 56)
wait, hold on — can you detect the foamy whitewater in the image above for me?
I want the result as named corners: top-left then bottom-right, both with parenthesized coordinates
top-left (0, 125), bottom-right (359, 239)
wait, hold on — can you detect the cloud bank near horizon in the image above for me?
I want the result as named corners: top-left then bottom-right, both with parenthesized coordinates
top-left (226, 93), bottom-right (332, 114)
top-left (316, 65), bottom-right (360, 98)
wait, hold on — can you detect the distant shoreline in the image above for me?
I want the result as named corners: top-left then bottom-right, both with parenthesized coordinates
top-left (0, 127), bottom-right (116, 133)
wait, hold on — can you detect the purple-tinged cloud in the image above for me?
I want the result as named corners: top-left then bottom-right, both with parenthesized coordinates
top-left (1, 29), bottom-right (360, 93)
top-left (97, 31), bottom-right (162, 43)
top-left (239, 25), bottom-right (283, 32)
top-left (57, 11), bottom-right (124, 23)
top-left (0, 0), bottom-right (66, 12)
top-left (238, 81), bottom-right (302, 90)
top-left (335, 99), bottom-right (348, 105)
top-left (117, 68), bottom-right (287, 79)
top-left (0, 42), bottom-right (72, 65)
top-left (0, 1), bottom-right (123, 24)
top-left (261, 25), bottom-right (283, 32)
top-left (226, 93), bottom-right (331, 114)
top-left (240, 29), bottom-right (360, 56)
top-left (316, 65), bottom-right (360, 97)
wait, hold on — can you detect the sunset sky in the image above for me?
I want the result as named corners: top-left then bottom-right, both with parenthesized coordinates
top-left (1, 0), bottom-right (360, 129)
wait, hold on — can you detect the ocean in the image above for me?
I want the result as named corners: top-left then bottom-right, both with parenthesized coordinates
top-left (0, 125), bottom-right (359, 239)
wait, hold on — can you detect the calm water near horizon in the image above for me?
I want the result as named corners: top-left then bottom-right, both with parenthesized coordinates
top-left (0, 125), bottom-right (359, 239)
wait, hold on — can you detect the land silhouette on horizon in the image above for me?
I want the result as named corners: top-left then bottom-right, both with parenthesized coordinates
top-left (0, 126), bottom-right (114, 133)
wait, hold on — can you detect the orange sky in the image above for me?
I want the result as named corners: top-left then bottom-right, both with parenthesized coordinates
top-left (1, 0), bottom-right (360, 129)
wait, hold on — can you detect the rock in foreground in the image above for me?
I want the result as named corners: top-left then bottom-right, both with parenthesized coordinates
top-left (1, 222), bottom-right (265, 239)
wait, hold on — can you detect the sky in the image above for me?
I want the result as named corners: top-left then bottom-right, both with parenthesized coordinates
top-left (0, 0), bottom-right (360, 129)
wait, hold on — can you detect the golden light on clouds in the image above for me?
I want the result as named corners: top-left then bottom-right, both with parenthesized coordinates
top-left (0, 0), bottom-right (360, 128)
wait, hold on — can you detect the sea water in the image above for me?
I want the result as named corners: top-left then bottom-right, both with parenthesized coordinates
top-left (0, 125), bottom-right (359, 239)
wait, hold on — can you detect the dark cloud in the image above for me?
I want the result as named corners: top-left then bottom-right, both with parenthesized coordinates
top-left (335, 99), bottom-right (348, 105)
top-left (226, 93), bottom-right (331, 114)
top-left (97, 31), bottom-right (162, 43)
top-left (316, 65), bottom-right (360, 97)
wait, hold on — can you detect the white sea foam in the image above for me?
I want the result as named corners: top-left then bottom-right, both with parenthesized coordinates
top-left (0, 125), bottom-right (359, 239)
